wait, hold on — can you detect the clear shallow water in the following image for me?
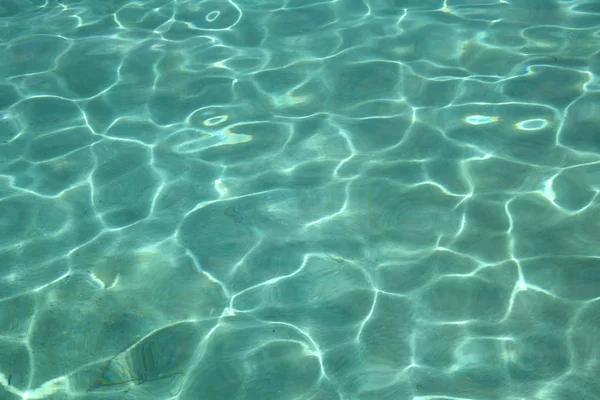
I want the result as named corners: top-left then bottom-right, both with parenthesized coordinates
top-left (1, 0), bottom-right (600, 399)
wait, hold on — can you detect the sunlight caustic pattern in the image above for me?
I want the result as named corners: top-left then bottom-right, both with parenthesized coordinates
top-left (1, 0), bottom-right (600, 399)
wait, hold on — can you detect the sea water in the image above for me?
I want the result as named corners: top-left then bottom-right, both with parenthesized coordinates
top-left (1, 0), bottom-right (600, 399)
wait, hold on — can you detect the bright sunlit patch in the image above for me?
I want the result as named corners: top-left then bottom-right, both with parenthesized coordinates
top-left (203, 115), bottom-right (228, 126)
top-left (4, 272), bottom-right (17, 282)
top-left (217, 127), bottom-right (253, 145)
top-left (89, 271), bottom-right (119, 289)
top-left (464, 115), bottom-right (500, 125)
top-left (542, 177), bottom-right (556, 201)
top-left (174, 126), bottom-right (252, 153)
top-left (275, 93), bottom-right (312, 107)
top-left (215, 179), bottom-right (228, 196)
top-left (206, 11), bottom-right (219, 22)
top-left (90, 272), bottom-right (106, 289)
top-left (514, 118), bottom-right (548, 131)
top-left (20, 376), bottom-right (67, 399)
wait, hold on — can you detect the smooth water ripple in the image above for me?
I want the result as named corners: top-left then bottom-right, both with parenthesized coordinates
top-left (1, 0), bottom-right (600, 399)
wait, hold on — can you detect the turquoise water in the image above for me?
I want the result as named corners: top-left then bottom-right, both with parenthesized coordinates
top-left (1, 0), bottom-right (600, 399)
